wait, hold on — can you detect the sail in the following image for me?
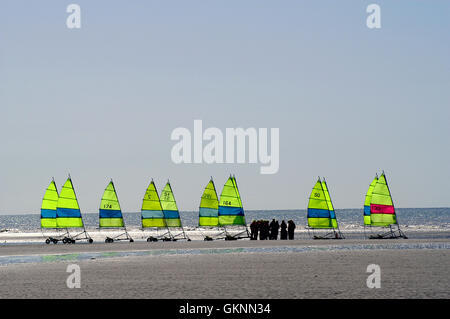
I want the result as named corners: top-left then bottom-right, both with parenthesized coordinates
top-left (160, 182), bottom-right (182, 227)
top-left (370, 173), bottom-right (397, 226)
top-left (99, 181), bottom-right (124, 228)
top-left (41, 179), bottom-right (59, 228)
top-left (364, 176), bottom-right (378, 225)
top-left (199, 179), bottom-right (219, 227)
top-left (141, 180), bottom-right (166, 228)
top-left (56, 177), bottom-right (84, 228)
top-left (321, 179), bottom-right (338, 229)
top-left (307, 178), bottom-right (335, 228)
top-left (218, 176), bottom-right (246, 226)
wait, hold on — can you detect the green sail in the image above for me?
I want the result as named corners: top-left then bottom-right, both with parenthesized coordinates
top-left (56, 177), bottom-right (84, 228)
top-left (321, 179), bottom-right (338, 229)
top-left (307, 179), bottom-right (332, 228)
top-left (371, 174), bottom-right (394, 206)
top-left (141, 180), bottom-right (166, 228)
top-left (41, 179), bottom-right (59, 228)
top-left (364, 175), bottom-right (378, 225)
top-left (160, 182), bottom-right (182, 227)
top-left (218, 176), bottom-right (246, 226)
top-left (199, 179), bottom-right (219, 227)
top-left (99, 180), bottom-right (124, 228)
top-left (370, 173), bottom-right (397, 226)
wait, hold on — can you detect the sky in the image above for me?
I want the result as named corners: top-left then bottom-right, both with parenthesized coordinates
top-left (0, 1), bottom-right (449, 214)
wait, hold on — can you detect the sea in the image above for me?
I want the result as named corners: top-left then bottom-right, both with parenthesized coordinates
top-left (1, 208), bottom-right (449, 234)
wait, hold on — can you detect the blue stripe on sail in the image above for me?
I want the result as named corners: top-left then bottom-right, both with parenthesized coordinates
top-left (99, 209), bottom-right (122, 218)
top-left (199, 207), bottom-right (218, 218)
top-left (163, 210), bottom-right (181, 219)
top-left (56, 207), bottom-right (82, 218)
top-left (329, 210), bottom-right (336, 219)
top-left (364, 205), bottom-right (371, 216)
top-left (141, 210), bottom-right (164, 219)
top-left (307, 208), bottom-right (330, 218)
top-left (218, 206), bottom-right (244, 216)
top-left (41, 209), bottom-right (56, 219)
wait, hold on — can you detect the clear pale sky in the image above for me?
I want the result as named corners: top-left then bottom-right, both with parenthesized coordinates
top-left (0, 1), bottom-right (449, 214)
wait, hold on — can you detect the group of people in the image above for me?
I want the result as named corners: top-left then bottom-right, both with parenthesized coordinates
top-left (250, 219), bottom-right (296, 240)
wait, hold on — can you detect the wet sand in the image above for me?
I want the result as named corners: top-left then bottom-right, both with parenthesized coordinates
top-left (0, 237), bottom-right (449, 299)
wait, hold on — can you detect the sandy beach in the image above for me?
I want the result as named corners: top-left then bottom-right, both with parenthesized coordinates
top-left (0, 236), bottom-right (449, 299)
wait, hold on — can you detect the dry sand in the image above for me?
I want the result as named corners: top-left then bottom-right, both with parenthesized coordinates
top-left (0, 238), bottom-right (449, 299)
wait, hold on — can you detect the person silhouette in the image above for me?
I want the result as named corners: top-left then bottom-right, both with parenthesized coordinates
top-left (269, 219), bottom-right (276, 240)
top-left (250, 220), bottom-right (258, 240)
top-left (280, 220), bottom-right (288, 240)
top-left (288, 220), bottom-right (296, 240)
top-left (274, 220), bottom-right (280, 240)
top-left (260, 221), bottom-right (270, 240)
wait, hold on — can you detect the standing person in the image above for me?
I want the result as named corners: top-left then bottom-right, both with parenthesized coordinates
top-left (260, 221), bottom-right (265, 240)
top-left (265, 221), bottom-right (271, 240)
top-left (288, 220), bottom-right (296, 240)
top-left (257, 220), bottom-right (262, 240)
top-left (258, 221), bottom-right (265, 240)
top-left (261, 221), bottom-right (269, 240)
top-left (273, 220), bottom-right (280, 240)
top-left (256, 220), bottom-right (260, 240)
top-left (269, 219), bottom-right (276, 240)
top-left (250, 220), bottom-right (257, 240)
top-left (280, 220), bottom-right (288, 240)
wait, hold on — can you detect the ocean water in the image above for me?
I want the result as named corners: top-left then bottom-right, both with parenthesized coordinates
top-left (1, 208), bottom-right (449, 232)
